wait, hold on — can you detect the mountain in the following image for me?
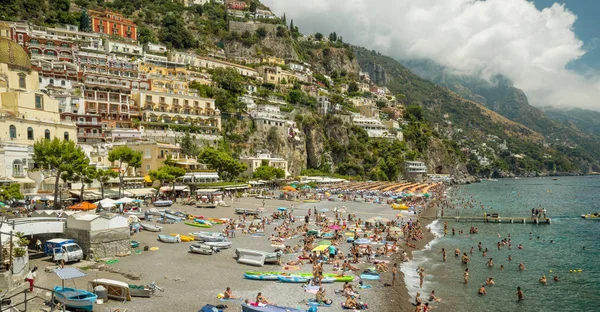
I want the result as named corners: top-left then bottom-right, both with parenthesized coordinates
top-left (398, 58), bottom-right (600, 174)
top-left (543, 107), bottom-right (600, 137)
top-left (355, 48), bottom-right (599, 176)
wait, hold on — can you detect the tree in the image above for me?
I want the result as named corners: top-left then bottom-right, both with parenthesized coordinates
top-left (199, 147), bottom-right (247, 181)
top-left (211, 67), bottom-right (245, 94)
top-left (79, 8), bottom-right (91, 32)
top-left (148, 165), bottom-right (186, 199)
top-left (137, 25), bottom-right (155, 45)
top-left (159, 13), bottom-right (195, 49)
top-left (290, 20), bottom-right (294, 31)
top-left (329, 32), bottom-right (337, 42)
top-left (108, 146), bottom-right (142, 197)
top-left (282, 13), bottom-right (286, 25)
top-left (253, 165), bottom-right (285, 180)
top-left (96, 169), bottom-right (118, 199)
top-left (314, 32), bottom-right (324, 41)
top-left (348, 81), bottom-right (359, 93)
top-left (33, 138), bottom-right (88, 208)
top-left (0, 184), bottom-right (23, 203)
top-left (62, 162), bottom-right (96, 201)
top-left (249, 1), bottom-right (257, 13)
top-left (256, 27), bottom-right (267, 39)
top-left (179, 132), bottom-right (200, 157)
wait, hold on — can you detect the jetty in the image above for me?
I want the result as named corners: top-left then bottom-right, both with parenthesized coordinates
top-left (439, 214), bottom-right (551, 224)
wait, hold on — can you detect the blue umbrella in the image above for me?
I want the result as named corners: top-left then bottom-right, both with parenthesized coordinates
top-left (277, 207), bottom-right (288, 211)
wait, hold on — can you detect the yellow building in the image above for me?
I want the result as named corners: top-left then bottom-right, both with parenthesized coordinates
top-left (138, 57), bottom-right (190, 95)
top-left (132, 90), bottom-right (221, 135)
top-left (127, 142), bottom-right (182, 176)
top-left (256, 66), bottom-right (297, 85)
top-left (0, 25), bottom-right (77, 192)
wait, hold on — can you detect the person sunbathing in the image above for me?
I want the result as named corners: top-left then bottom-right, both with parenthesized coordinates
top-left (344, 295), bottom-right (358, 309)
top-left (256, 292), bottom-right (270, 304)
top-left (286, 260), bottom-right (304, 266)
top-left (315, 287), bottom-right (332, 304)
top-left (224, 287), bottom-right (236, 299)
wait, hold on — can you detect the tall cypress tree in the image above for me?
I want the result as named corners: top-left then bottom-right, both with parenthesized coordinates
top-left (80, 8), bottom-right (91, 32)
top-left (290, 19), bottom-right (294, 31)
top-left (282, 13), bottom-right (286, 25)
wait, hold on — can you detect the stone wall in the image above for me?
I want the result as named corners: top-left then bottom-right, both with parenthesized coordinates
top-left (228, 21), bottom-right (278, 34)
top-left (64, 227), bottom-right (131, 260)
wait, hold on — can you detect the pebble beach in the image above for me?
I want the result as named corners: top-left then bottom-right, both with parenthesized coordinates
top-left (23, 196), bottom-right (439, 312)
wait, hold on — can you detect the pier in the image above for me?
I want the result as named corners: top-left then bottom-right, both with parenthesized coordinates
top-left (438, 215), bottom-right (551, 224)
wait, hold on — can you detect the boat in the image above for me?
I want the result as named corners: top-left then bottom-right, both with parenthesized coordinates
top-left (245, 271), bottom-right (353, 282)
top-left (196, 202), bottom-right (217, 208)
top-left (235, 208), bottom-right (260, 215)
top-left (303, 199), bottom-right (320, 203)
top-left (190, 232), bottom-right (226, 242)
top-left (243, 273), bottom-right (280, 281)
top-left (130, 240), bottom-right (140, 248)
top-left (53, 286), bottom-right (97, 311)
top-left (236, 249), bottom-right (282, 264)
top-left (124, 211), bottom-right (145, 219)
top-left (158, 234), bottom-right (181, 243)
top-left (184, 221), bottom-right (213, 228)
top-left (241, 303), bottom-right (305, 312)
top-left (170, 233), bottom-right (195, 242)
top-left (581, 213), bottom-right (600, 219)
top-left (129, 284), bottom-right (152, 298)
top-left (277, 276), bottom-right (335, 283)
top-left (255, 195), bottom-right (272, 199)
top-left (204, 241), bottom-right (232, 249)
top-left (153, 200), bottom-right (173, 207)
top-left (189, 243), bottom-right (214, 255)
top-left (140, 223), bottom-right (163, 232)
top-left (89, 279), bottom-right (132, 301)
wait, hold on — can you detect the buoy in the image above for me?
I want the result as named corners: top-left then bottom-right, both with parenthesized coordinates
top-left (578, 269), bottom-right (582, 272)
top-left (569, 270), bottom-right (573, 273)
top-left (549, 270), bottom-right (552, 273)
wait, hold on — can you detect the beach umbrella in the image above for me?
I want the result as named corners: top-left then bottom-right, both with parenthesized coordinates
top-left (300, 185), bottom-right (312, 189)
top-left (132, 199), bottom-right (143, 203)
top-left (312, 245), bottom-right (328, 252)
top-left (328, 224), bottom-right (341, 230)
top-left (68, 202), bottom-right (97, 211)
top-left (0, 202), bottom-right (5, 207)
top-left (365, 217), bottom-right (378, 223)
top-left (318, 240), bottom-right (331, 246)
top-left (319, 208), bottom-right (329, 212)
top-left (388, 227), bottom-right (402, 233)
top-left (282, 186), bottom-right (296, 191)
top-left (379, 217), bottom-right (391, 223)
top-left (277, 207), bottom-right (288, 211)
top-left (325, 192), bottom-right (331, 196)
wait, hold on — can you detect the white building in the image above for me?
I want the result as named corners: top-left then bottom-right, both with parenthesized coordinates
top-left (177, 172), bottom-right (220, 183)
top-left (351, 114), bottom-right (398, 139)
top-left (144, 42), bottom-right (168, 54)
top-left (168, 51), bottom-right (259, 78)
top-left (240, 150), bottom-right (290, 178)
top-left (405, 161), bottom-right (427, 182)
top-left (104, 39), bottom-right (143, 57)
top-left (254, 9), bottom-right (275, 19)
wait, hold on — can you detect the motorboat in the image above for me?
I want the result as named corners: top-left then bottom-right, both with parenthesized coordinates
top-left (140, 223), bottom-right (163, 232)
top-left (158, 234), bottom-right (181, 243)
top-left (190, 232), bottom-right (226, 242)
top-left (189, 243), bottom-right (214, 255)
top-left (204, 241), bottom-right (232, 249)
top-left (153, 200), bottom-right (173, 207)
top-left (53, 286), bottom-right (97, 311)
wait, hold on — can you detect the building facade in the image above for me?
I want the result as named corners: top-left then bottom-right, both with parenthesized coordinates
top-left (240, 151), bottom-right (289, 178)
top-left (89, 9), bottom-right (137, 41)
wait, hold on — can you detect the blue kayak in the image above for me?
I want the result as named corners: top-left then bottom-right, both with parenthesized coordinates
top-left (278, 276), bottom-right (310, 283)
top-left (244, 273), bottom-right (279, 281)
top-left (360, 273), bottom-right (380, 280)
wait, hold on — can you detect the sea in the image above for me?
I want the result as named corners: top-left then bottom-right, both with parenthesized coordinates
top-left (402, 176), bottom-right (600, 312)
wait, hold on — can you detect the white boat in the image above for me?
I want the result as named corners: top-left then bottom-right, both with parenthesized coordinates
top-left (158, 234), bottom-right (180, 243)
top-left (153, 200), bottom-right (173, 207)
top-left (89, 279), bottom-right (132, 301)
top-left (190, 232), bottom-right (226, 242)
top-left (141, 223), bottom-right (162, 232)
top-left (189, 243), bottom-right (214, 255)
top-left (204, 241), bottom-right (232, 249)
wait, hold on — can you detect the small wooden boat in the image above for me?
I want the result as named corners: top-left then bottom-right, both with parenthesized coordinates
top-left (243, 273), bottom-right (279, 281)
top-left (53, 286), bottom-right (97, 311)
top-left (130, 240), bottom-right (140, 248)
top-left (189, 243), bottom-right (214, 255)
top-left (204, 241), bottom-right (232, 249)
top-left (235, 249), bottom-right (282, 264)
top-left (153, 200), bottom-right (173, 207)
top-left (169, 233), bottom-right (194, 242)
top-left (581, 213), bottom-right (600, 220)
top-left (89, 279), bottom-right (132, 301)
top-left (303, 199), bottom-right (320, 203)
top-left (125, 211), bottom-right (145, 219)
top-left (190, 232), bottom-right (226, 242)
top-left (158, 234), bottom-right (180, 243)
top-left (129, 285), bottom-right (152, 298)
top-left (235, 208), bottom-right (260, 215)
top-left (141, 223), bottom-right (162, 232)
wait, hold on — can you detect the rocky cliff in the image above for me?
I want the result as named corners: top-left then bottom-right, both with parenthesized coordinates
top-left (305, 48), bottom-right (361, 76)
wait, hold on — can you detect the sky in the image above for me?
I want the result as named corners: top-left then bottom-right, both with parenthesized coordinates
top-left (263, 0), bottom-right (600, 110)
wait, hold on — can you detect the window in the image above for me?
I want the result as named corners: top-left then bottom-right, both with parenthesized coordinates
top-left (35, 95), bottom-right (43, 109)
top-left (18, 74), bottom-right (26, 89)
top-left (61, 80), bottom-right (65, 86)
top-left (173, 99), bottom-right (179, 105)
top-left (64, 131), bottom-right (69, 141)
top-left (145, 149), bottom-right (151, 157)
top-left (9, 125), bottom-right (16, 139)
top-left (160, 97), bottom-right (165, 103)
top-left (12, 160), bottom-right (23, 177)
top-left (146, 164), bottom-right (150, 171)
top-left (146, 95), bottom-right (152, 102)
top-left (44, 129), bottom-right (50, 140)
top-left (27, 127), bottom-right (33, 140)
top-left (49, 78), bottom-right (54, 85)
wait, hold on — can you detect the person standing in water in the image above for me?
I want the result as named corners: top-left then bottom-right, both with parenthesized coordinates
top-left (392, 263), bottom-right (398, 286)
top-left (516, 287), bottom-right (525, 300)
top-left (439, 248), bottom-right (447, 262)
top-left (463, 268), bottom-right (470, 284)
top-left (419, 267), bottom-right (426, 288)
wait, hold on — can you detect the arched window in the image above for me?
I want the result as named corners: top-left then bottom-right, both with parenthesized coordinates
top-left (12, 160), bottom-right (23, 177)
top-left (64, 131), bottom-right (69, 141)
top-left (49, 78), bottom-right (54, 85)
top-left (27, 127), bottom-right (33, 140)
top-left (9, 125), bottom-right (16, 139)
top-left (44, 129), bottom-right (50, 140)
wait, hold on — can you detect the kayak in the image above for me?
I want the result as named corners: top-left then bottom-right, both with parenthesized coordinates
top-left (244, 273), bottom-right (279, 281)
top-left (184, 221), bottom-right (213, 228)
top-left (277, 276), bottom-right (310, 283)
top-left (245, 271), bottom-right (354, 282)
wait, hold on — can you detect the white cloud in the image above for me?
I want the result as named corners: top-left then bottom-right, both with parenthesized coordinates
top-left (264, 0), bottom-right (600, 110)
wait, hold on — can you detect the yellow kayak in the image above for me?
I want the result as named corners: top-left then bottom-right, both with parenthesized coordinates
top-left (170, 233), bottom-right (195, 242)
top-left (391, 204), bottom-right (409, 210)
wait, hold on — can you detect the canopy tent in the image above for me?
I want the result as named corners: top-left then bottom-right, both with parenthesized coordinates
top-left (311, 245), bottom-right (328, 252)
top-left (282, 186), bottom-right (296, 191)
top-left (68, 202), bottom-right (97, 211)
top-left (115, 197), bottom-right (136, 204)
top-left (54, 268), bottom-right (87, 289)
top-left (95, 198), bottom-right (117, 208)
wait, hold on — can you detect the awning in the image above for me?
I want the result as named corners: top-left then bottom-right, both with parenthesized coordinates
top-left (160, 185), bottom-right (190, 192)
top-left (54, 268), bottom-right (87, 280)
top-left (9, 177), bottom-right (35, 184)
top-left (223, 184), bottom-right (250, 190)
top-left (108, 177), bottom-right (146, 183)
top-left (126, 188), bottom-right (156, 197)
top-left (43, 177), bottom-right (64, 185)
top-left (195, 189), bottom-right (219, 193)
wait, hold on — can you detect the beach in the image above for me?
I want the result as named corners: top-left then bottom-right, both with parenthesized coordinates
top-left (22, 195), bottom-right (441, 312)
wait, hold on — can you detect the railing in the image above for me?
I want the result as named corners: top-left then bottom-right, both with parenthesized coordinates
top-left (76, 121), bottom-right (101, 126)
top-left (78, 132), bottom-right (105, 138)
top-left (0, 284), bottom-right (59, 312)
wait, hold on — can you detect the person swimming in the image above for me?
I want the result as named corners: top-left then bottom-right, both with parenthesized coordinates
top-left (478, 285), bottom-right (486, 295)
top-left (539, 276), bottom-right (547, 285)
top-left (486, 277), bottom-right (495, 286)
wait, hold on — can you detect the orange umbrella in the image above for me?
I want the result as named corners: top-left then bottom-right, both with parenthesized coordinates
top-left (282, 186), bottom-right (296, 191)
top-left (68, 202), bottom-right (97, 211)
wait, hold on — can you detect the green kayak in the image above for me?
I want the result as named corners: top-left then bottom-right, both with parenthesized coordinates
top-left (184, 221), bottom-right (212, 228)
top-left (244, 271), bottom-right (354, 282)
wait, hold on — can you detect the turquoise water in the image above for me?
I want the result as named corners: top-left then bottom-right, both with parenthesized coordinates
top-left (402, 176), bottom-right (600, 312)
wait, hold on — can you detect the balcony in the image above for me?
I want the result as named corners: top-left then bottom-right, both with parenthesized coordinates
top-left (76, 120), bottom-right (102, 126)
top-left (78, 132), bottom-right (105, 138)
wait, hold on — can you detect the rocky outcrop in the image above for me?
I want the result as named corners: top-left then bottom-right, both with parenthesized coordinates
top-left (224, 36), bottom-right (297, 60)
top-left (361, 62), bottom-right (388, 86)
top-left (308, 48), bottom-right (360, 76)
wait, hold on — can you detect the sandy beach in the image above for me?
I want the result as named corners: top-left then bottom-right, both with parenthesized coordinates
top-left (21, 196), bottom-right (440, 312)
